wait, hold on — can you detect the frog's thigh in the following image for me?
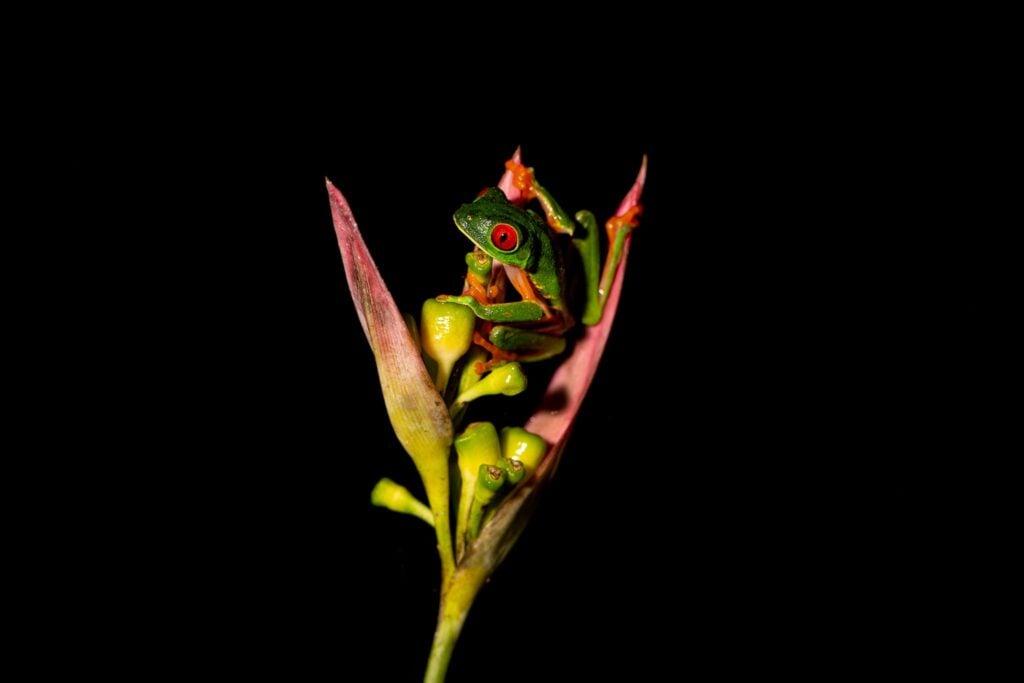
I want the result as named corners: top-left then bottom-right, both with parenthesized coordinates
top-left (489, 326), bottom-right (566, 362)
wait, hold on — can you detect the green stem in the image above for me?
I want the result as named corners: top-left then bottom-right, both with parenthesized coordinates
top-left (418, 466), bottom-right (455, 582)
top-left (423, 567), bottom-right (488, 683)
top-left (466, 498), bottom-right (485, 543)
top-left (432, 497), bottom-right (455, 582)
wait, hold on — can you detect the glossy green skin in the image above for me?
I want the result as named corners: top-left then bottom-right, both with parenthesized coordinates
top-left (453, 188), bottom-right (566, 315)
top-left (441, 187), bottom-right (605, 360)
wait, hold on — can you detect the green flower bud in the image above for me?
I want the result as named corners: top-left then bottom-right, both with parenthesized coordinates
top-left (454, 362), bottom-right (527, 405)
top-left (455, 422), bottom-right (501, 475)
top-left (468, 465), bottom-right (506, 542)
top-left (500, 426), bottom-right (547, 473)
top-left (449, 347), bottom-right (488, 425)
top-left (421, 298), bottom-right (476, 393)
top-left (455, 348), bottom-right (487, 393)
top-left (498, 457), bottom-right (526, 486)
top-left (454, 422), bottom-right (501, 556)
top-left (475, 464), bottom-right (506, 499)
top-left (370, 478), bottom-right (434, 527)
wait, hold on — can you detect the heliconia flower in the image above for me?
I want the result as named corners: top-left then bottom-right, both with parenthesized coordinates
top-left (327, 150), bottom-right (646, 683)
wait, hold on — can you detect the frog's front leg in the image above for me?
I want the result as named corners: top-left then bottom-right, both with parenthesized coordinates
top-left (506, 155), bottom-right (644, 326)
top-left (441, 257), bottom-right (560, 324)
top-left (436, 295), bottom-right (547, 323)
top-left (505, 159), bottom-right (576, 235)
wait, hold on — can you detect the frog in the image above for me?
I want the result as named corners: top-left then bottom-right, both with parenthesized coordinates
top-left (437, 156), bottom-right (642, 364)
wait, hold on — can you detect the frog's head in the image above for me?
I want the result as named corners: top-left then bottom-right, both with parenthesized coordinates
top-left (454, 188), bottom-right (541, 270)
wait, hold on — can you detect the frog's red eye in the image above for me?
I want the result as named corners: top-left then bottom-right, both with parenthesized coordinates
top-left (490, 223), bottom-right (518, 252)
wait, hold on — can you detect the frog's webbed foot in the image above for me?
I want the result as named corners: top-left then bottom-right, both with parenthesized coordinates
top-left (505, 158), bottom-right (537, 200)
top-left (461, 251), bottom-right (507, 306)
top-left (471, 330), bottom-right (517, 373)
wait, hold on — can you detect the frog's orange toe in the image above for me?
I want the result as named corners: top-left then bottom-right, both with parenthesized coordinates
top-left (472, 331), bottom-right (518, 372)
top-left (605, 204), bottom-right (643, 240)
top-left (504, 159), bottom-right (537, 199)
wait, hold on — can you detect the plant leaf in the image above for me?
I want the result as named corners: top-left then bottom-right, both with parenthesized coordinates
top-left (326, 179), bottom-right (452, 490)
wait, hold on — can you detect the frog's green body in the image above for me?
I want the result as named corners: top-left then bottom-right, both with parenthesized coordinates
top-left (439, 158), bottom-right (640, 363)
top-left (454, 188), bottom-right (566, 316)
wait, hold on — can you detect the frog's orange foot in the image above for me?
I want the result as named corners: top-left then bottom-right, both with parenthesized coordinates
top-left (461, 276), bottom-right (489, 304)
top-left (605, 203), bottom-right (643, 239)
top-left (472, 331), bottom-right (518, 373)
top-left (504, 159), bottom-right (537, 199)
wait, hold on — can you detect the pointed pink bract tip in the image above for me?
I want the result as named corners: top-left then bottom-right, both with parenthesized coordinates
top-left (497, 145), bottom-right (526, 204)
top-left (327, 178), bottom-right (453, 472)
top-left (523, 153), bottom-right (645, 456)
top-left (615, 154), bottom-right (648, 217)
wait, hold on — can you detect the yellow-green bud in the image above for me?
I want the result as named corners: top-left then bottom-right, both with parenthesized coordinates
top-left (500, 426), bottom-right (547, 472)
top-left (454, 362), bottom-right (527, 405)
top-left (468, 465), bottom-right (506, 542)
top-left (421, 298), bottom-right (476, 393)
top-left (449, 347), bottom-right (487, 424)
top-left (370, 478), bottom-right (434, 527)
top-left (455, 348), bottom-right (486, 395)
top-left (455, 422), bottom-right (501, 485)
top-left (499, 457), bottom-right (526, 485)
top-left (475, 464), bottom-right (506, 500)
top-left (454, 422), bottom-right (501, 554)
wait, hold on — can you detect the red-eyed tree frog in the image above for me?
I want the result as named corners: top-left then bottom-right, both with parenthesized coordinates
top-left (438, 158), bottom-right (642, 364)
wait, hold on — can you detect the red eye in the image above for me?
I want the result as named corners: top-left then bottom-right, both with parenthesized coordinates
top-left (490, 223), bottom-right (518, 251)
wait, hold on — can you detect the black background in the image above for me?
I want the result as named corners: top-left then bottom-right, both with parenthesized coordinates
top-left (24, 17), bottom-right (928, 676)
top-left (194, 133), bottom-right (847, 680)
top-left (79, 113), bottom-right (881, 679)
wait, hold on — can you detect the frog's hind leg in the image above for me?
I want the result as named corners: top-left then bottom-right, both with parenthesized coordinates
top-left (472, 327), bottom-right (518, 372)
top-left (504, 264), bottom-right (555, 320)
top-left (488, 325), bottom-right (566, 363)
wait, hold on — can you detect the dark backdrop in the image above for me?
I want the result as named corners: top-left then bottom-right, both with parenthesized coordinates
top-left (125, 122), bottom-right (872, 681)
top-left (205, 135), bottom-right (826, 680)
